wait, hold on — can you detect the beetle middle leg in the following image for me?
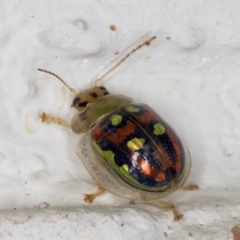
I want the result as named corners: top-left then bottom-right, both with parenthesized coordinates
top-left (84, 186), bottom-right (105, 203)
top-left (181, 184), bottom-right (199, 191)
top-left (40, 112), bottom-right (71, 129)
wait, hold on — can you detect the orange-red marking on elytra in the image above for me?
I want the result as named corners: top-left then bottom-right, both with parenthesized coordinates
top-left (91, 121), bottom-right (136, 145)
top-left (135, 104), bottom-right (159, 124)
top-left (135, 154), bottom-right (166, 182)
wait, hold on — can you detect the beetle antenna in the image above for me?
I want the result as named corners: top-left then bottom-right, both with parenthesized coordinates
top-left (94, 36), bottom-right (156, 86)
top-left (38, 68), bottom-right (78, 96)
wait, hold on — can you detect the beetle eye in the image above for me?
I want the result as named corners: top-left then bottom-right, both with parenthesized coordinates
top-left (72, 97), bottom-right (80, 106)
top-left (99, 86), bottom-right (106, 90)
top-left (78, 101), bottom-right (89, 108)
top-left (99, 86), bottom-right (109, 95)
top-left (89, 92), bottom-right (98, 98)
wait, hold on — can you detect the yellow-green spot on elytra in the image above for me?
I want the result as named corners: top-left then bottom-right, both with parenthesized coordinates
top-left (93, 142), bottom-right (115, 162)
top-left (122, 164), bottom-right (129, 171)
top-left (153, 123), bottom-right (165, 135)
top-left (92, 142), bottom-right (140, 187)
top-left (110, 114), bottom-right (122, 126)
top-left (127, 138), bottom-right (145, 151)
top-left (125, 105), bottom-right (140, 112)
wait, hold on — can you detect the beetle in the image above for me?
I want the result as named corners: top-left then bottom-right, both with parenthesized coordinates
top-left (38, 36), bottom-right (197, 220)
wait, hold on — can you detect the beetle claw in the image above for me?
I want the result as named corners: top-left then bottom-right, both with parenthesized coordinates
top-left (84, 194), bottom-right (95, 203)
top-left (39, 112), bottom-right (47, 122)
top-left (173, 209), bottom-right (183, 221)
top-left (84, 187), bottom-right (105, 203)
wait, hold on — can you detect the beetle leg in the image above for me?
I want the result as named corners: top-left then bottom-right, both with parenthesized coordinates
top-left (181, 184), bottom-right (199, 191)
top-left (151, 200), bottom-right (183, 221)
top-left (84, 186), bottom-right (105, 203)
top-left (39, 112), bottom-right (71, 129)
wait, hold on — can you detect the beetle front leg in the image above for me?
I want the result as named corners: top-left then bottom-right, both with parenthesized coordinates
top-left (40, 112), bottom-right (71, 129)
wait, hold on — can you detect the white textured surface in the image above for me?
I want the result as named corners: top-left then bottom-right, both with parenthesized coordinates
top-left (0, 1), bottom-right (240, 239)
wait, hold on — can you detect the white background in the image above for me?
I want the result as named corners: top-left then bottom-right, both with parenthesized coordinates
top-left (0, 0), bottom-right (240, 239)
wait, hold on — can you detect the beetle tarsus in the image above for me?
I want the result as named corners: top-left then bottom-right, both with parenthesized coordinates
top-left (173, 209), bottom-right (183, 221)
top-left (39, 112), bottom-right (72, 129)
top-left (40, 112), bottom-right (47, 122)
top-left (84, 187), bottom-right (105, 203)
top-left (181, 184), bottom-right (199, 191)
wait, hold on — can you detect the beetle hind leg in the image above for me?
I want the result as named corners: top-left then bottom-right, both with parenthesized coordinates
top-left (151, 200), bottom-right (183, 221)
top-left (40, 112), bottom-right (71, 129)
top-left (84, 186), bottom-right (105, 203)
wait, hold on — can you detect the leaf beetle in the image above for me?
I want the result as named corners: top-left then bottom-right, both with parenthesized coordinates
top-left (38, 36), bottom-right (197, 220)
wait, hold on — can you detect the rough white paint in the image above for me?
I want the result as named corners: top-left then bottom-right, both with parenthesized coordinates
top-left (0, 0), bottom-right (240, 239)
